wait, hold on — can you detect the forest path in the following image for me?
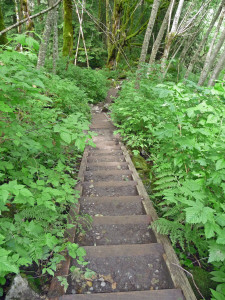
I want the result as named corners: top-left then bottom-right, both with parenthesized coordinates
top-left (48, 89), bottom-right (196, 300)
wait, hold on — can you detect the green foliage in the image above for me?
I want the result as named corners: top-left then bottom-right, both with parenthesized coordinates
top-left (55, 60), bottom-right (109, 103)
top-left (0, 49), bottom-right (94, 293)
top-left (112, 76), bottom-right (225, 298)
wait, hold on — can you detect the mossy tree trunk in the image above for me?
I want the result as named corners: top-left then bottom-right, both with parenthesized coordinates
top-left (107, 0), bottom-right (123, 67)
top-left (20, 0), bottom-right (34, 34)
top-left (0, 5), bottom-right (7, 45)
top-left (62, 0), bottom-right (73, 56)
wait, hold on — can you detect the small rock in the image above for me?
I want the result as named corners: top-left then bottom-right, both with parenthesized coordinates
top-left (101, 282), bottom-right (106, 287)
top-left (72, 289), bottom-right (76, 294)
top-left (5, 274), bottom-right (44, 300)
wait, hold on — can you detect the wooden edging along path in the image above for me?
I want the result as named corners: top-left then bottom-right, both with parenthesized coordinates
top-left (48, 104), bottom-right (196, 300)
top-left (119, 142), bottom-right (197, 300)
top-left (48, 149), bottom-right (88, 299)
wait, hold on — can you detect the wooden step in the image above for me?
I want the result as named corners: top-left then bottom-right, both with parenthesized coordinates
top-left (84, 170), bottom-right (132, 182)
top-left (87, 156), bottom-right (125, 163)
top-left (82, 181), bottom-right (138, 196)
top-left (89, 144), bottom-right (121, 150)
top-left (86, 162), bottom-right (129, 171)
top-left (68, 244), bottom-right (174, 294)
top-left (88, 150), bottom-right (123, 156)
top-left (90, 124), bottom-right (115, 129)
top-left (80, 196), bottom-right (144, 216)
top-left (60, 289), bottom-right (184, 300)
top-left (77, 215), bottom-right (156, 246)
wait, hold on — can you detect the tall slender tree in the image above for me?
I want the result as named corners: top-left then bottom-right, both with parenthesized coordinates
top-left (149, 1), bottom-right (173, 67)
top-left (208, 50), bottom-right (225, 86)
top-left (198, 8), bottom-right (225, 85)
top-left (139, 0), bottom-right (161, 64)
top-left (52, 4), bottom-right (59, 74)
top-left (198, 25), bottom-right (225, 85)
top-left (0, 4), bottom-right (7, 45)
top-left (62, 0), bottom-right (73, 56)
top-left (37, 0), bottom-right (54, 68)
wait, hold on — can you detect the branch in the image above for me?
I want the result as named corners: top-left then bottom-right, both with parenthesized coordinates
top-left (0, 0), bottom-right (63, 36)
top-left (172, 263), bottom-right (205, 299)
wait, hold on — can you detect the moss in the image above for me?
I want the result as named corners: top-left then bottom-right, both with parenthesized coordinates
top-left (62, 0), bottom-right (73, 56)
top-left (132, 154), bottom-right (150, 171)
top-left (0, 5), bottom-right (7, 45)
top-left (189, 267), bottom-right (217, 299)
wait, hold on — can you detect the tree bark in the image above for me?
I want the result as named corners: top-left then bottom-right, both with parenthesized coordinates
top-left (62, 0), bottom-right (73, 56)
top-left (208, 51), bottom-right (225, 86)
top-left (149, 1), bottom-right (173, 67)
top-left (139, 0), bottom-right (161, 64)
top-left (37, 0), bottom-right (54, 69)
top-left (198, 8), bottom-right (225, 86)
top-left (0, 4), bottom-right (7, 45)
top-left (185, 0), bottom-right (225, 78)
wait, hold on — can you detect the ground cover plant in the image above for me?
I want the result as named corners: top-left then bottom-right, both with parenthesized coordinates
top-left (111, 74), bottom-right (225, 299)
top-left (0, 49), bottom-right (102, 296)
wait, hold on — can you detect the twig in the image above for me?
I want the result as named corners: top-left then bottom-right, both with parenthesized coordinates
top-left (172, 263), bottom-right (205, 299)
top-left (0, 0), bottom-right (63, 36)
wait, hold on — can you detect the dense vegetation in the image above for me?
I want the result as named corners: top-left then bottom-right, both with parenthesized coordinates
top-left (0, 45), bottom-right (107, 296)
top-left (0, 0), bottom-right (225, 298)
top-left (112, 73), bottom-right (225, 299)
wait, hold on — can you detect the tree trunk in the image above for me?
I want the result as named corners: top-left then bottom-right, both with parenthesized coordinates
top-left (37, 0), bottom-right (54, 69)
top-left (62, 0), bottom-right (73, 56)
top-left (198, 8), bottom-right (225, 86)
top-left (161, 0), bottom-right (185, 72)
top-left (185, 0), bottom-right (225, 78)
top-left (20, 0), bottom-right (34, 34)
top-left (149, 1), bottom-right (173, 67)
top-left (198, 25), bottom-right (225, 86)
top-left (208, 51), bottom-right (225, 86)
top-left (107, 0), bottom-right (122, 67)
top-left (139, 0), bottom-right (160, 64)
top-left (52, 5), bottom-right (59, 74)
top-left (0, 5), bottom-right (7, 45)
top-left (14, 0), bottom-right (22, 33)
top-left (106, 0), bottom-right (110, 48)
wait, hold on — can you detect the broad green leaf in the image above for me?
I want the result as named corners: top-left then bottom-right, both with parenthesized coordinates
top-left (60, 132), bottom-right (72, 144)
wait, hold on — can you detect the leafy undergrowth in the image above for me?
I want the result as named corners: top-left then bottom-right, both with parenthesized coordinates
top-left (0, 50), bottom-right (104, 296)
top-left (111, 74), bottom-right (225, 299)
top-left (52, 59), bottom-right (109, 104)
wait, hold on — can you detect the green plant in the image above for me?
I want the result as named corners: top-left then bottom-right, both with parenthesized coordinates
top-left (0, 49), bottom-right (96, 296)
top-left (55, 59), bottom-right (109, 103)
top-left (111, 76), bottom-right (225, 298)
